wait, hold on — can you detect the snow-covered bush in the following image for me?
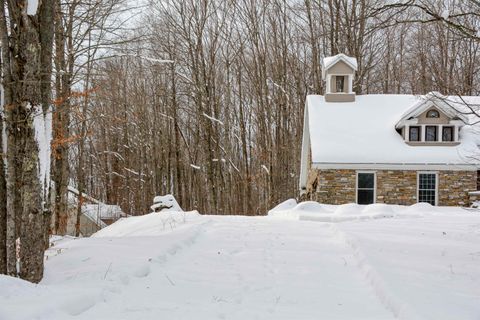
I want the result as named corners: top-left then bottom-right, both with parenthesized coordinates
top-left (150, 194), bottom-right (183, 213)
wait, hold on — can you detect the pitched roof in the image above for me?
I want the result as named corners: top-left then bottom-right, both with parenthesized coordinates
top-left (299, 94), bottom-right (480, 189)
top-left (396, 92), bottom-right (469, 127)
top-left (322, 54), bottom-right (358, 79)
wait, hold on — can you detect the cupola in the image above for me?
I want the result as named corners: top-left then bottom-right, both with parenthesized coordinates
top-left (322, 53), bottom-right (357, 102)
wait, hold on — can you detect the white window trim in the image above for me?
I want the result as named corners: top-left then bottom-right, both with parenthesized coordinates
top-left (404, 122), bottom-right (462, 144)
top-left (417, 171), bottom-right (438, 206)
top-left (356, 171), bottom-right (377, 204)
top-left (420, 124), bottom-right (425, 142)
top-left (454, 125), bottom-right (459, 141)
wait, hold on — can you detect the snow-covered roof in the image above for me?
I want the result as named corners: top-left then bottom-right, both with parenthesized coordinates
top-left (82, 204), bottom-right (126, 227)
top-left (322, 54), bottom-right (358, 79)
top-left (299, 94), bottom-right (480, 189)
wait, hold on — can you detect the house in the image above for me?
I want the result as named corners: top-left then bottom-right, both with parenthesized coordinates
top-left (299, 53), bottom-right (480, 206)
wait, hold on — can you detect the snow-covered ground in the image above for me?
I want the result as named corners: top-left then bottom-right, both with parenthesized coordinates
top-left (1, 202), bottom-right (480, 320)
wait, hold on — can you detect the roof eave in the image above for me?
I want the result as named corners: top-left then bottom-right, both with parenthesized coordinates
top-left (311, 162), bottom-right (478, 171)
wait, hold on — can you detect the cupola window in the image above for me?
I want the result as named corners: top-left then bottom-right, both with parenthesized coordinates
top-left (335, 76), bottom-right (345, 93)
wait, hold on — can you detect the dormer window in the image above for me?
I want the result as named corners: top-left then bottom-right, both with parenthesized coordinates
top-left (426, 109), bottom-right (440, 118)
top-left (409, 126), bottom-right (420, 141)
top-left (442, 126), bottom-right (453, 142)
top-left (425, 126), bottom-right (437, 141)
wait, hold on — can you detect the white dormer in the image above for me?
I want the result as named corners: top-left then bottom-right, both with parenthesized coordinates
top-left (395, 92), bottom-right (467, 146)
top-left (322, 53), bottom-right (357, 103)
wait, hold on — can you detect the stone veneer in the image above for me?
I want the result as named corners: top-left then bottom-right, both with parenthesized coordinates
top-left (438, 171), bottom-right (476, 206)
top-left (305, 169), bottom-right (476, 206)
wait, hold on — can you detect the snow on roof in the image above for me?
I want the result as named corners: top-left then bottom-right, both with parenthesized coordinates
top-left (82, 205), bottom-right (108, 228)
top-left (304, 94), bottom-right (480, 168)
top-left (322, 54), bottom-right (358, 79)
top-left (396, 92), bottom-right (469, 126)
top-left (82, 204), bottom-right (126, 227)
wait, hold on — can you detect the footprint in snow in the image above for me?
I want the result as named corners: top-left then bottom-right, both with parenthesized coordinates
top-left (133, 264), bottom-right (151, 278)
top-left (154, 254), bottom-right (168, 264)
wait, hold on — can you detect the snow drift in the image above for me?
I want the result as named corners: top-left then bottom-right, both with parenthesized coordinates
top-left (268, 199), bottom-right (464, 222)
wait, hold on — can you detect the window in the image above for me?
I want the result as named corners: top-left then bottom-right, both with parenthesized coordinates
top-left (357, 172), bottom-right (375, 204)
top-left (418, 173), bottom-right (437, 205)
top-left (336, 76), bottom-right (345, 92)
top-left (426, 109), bottom-right (440, 118)
top-left (409, 126), bottom-right (420, 141)
top-left (442, 126), bottom-right (454, 142)
top-left (425, 126), bottom-right (437, 141)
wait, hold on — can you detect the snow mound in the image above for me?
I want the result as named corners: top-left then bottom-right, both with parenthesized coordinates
top-left (93, 211), bottom-right (201, 237)
top-left (268, 200), bottom-right (333, 219)
top-left (334, 203), bottom-right (362, 215)
top-left (0, 275), bottom-right (37, 298)
top-left (268, 200), bottom-right (439, 222)
top-left (151, 194), bottom-right (182, 212)
top-left (268, 200), bottom-right (470, 223)
top-left (406, 202), bottom-right (437, 213)
top-left (362, 203), bottom-right (395, 215)
top-left (268, 198), bottom-right (297, 214)
top-left (294, 201), bottom-right (332, 213)
top-left (267, 199), bottom-right (300, 219)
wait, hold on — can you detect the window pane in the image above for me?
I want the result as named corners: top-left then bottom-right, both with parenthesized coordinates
top-left (409, 127), bottom-right (420, 141)
top-left (419, 190), bottom-right (436, 205)
top-left (419, 173), bottom-right (436, 205)
top-left (419, 173), bottom-right (436, 189)
top-left (442, 127), bottom-right (453, 141)
top-left (336, 76), bottom-right (345, 92)
top-left (425, 126), bottom-right (437, 141)
top-left (358, 173), bottom-right (374, 188)
top-left (426, 110), bottom-right (440, 118)
top-left (358, 190), bottom-right (374, 204)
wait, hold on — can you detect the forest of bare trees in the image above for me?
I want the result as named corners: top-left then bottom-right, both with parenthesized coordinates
top-left (79, 0), bottom-right (480, 216)
top-left (0, 0), bottom-right (479, 282)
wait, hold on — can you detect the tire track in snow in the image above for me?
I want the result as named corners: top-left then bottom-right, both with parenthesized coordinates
top-left (329, 224), bottom-right (421, 320)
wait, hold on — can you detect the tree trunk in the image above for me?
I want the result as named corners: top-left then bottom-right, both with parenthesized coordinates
top-left (52, 0), bottom-right (71, 235)
top-left (0, 113), bottom-right (7, 274)
top-left (0, 0), bottom-right (55, 282)
top-left (18, 105), bottom-right (45, 282)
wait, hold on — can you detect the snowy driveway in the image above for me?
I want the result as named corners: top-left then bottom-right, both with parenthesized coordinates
top-left (1, 211), bottom-right (480, 319)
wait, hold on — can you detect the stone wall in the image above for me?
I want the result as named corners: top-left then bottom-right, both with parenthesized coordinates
top-left (306, 169), bottom-right (356, 204)
top-left (438, 171), bottom-right (476, 206)
top-left (305, 169), bottom-right (476, 206)
top-left (376, 170), bottom-right (417, 205)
